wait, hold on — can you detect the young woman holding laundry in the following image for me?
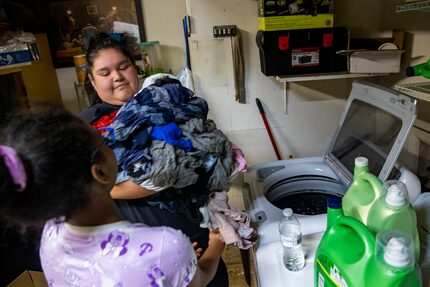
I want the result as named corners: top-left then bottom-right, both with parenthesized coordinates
top-left (80, 33), bottom-right (229, 286)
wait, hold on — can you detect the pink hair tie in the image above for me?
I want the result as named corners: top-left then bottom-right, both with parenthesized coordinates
top-left (0, 145), bottom-right (27, 192)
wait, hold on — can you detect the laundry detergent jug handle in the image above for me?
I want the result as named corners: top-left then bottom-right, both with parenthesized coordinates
top-left (337, 216), bottom-right (375, 257)
top-left (356, 172), bottom-right (384, 205)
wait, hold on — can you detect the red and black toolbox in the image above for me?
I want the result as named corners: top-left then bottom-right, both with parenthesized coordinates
top-left (256, 27), bottom-right (349, 76)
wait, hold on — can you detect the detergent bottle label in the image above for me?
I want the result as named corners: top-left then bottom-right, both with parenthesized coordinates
top-left (316, 255), bottom-right (349, 287)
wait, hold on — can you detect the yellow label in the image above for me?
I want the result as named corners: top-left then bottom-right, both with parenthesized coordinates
top-left (259, 14), bottom-right (334, 31)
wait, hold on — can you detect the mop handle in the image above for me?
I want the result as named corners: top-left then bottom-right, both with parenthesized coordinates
top-left (256, 98), bottom-right (282, 160)
top-left (183, 16), bottom-right (191, 70)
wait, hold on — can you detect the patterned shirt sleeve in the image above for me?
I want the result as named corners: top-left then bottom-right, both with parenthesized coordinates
top-left (159, 227), bottom-right (198, 287)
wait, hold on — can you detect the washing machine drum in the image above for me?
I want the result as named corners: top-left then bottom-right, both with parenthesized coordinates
top-left (264, 175), bottom-right (345, 215)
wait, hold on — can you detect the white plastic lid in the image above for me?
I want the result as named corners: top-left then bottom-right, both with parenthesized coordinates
top-left (384, 237), bottom-right (411, 268)
top-left (355, 157), bottom-right (368, 167)
top-left (283, 208), bottom-right (293, 218)
top-left (385, 181), bottom-right (408, 207)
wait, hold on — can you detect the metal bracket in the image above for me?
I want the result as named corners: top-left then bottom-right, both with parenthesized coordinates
top-left (213, 25), bottom-right (237, 38)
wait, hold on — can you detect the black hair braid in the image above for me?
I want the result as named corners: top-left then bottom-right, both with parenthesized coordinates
top-left (84, 32), bottom-right (136, 106)
top-left (0, 108), bottom-right (98, 223)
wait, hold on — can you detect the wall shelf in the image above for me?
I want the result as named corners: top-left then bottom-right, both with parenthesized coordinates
top-left (396, 0), bottom-right (430, 12)
top-left (275, 72), bottom-right (388, 83)
top-left (394, 82), bottom-right (430, 102)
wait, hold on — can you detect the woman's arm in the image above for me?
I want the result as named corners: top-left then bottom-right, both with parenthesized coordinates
top-left (187, 230), bottom-right (225, 287)
top-left (110, 179), bottom-right (156, 199)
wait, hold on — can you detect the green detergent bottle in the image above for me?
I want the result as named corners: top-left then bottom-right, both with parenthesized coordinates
top-left (367, 180), bottom-right (420, 261)
top-left (365, 230), bottom-right (422, 287)
top-left (315, 199), bottom-right (375, 287)
top-left (342, 157), bottom-right (383, 225)
top-left (315, 198), bottom-right (422, 287)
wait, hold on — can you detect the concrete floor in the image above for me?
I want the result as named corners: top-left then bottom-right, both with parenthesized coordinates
top-left (223, 245), bottom-right (250, 287)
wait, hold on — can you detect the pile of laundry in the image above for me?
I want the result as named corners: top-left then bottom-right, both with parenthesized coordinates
top-left (102, 73), bottom-right (256, 249)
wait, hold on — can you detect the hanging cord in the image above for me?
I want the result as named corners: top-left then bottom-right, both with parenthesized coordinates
top-left (230, 29), bottom-right (246, 104)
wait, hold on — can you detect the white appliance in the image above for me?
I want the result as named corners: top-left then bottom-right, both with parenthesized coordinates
top-left (402, 119), bottom-right (430, 286)
top-left (242, 81), bottom-right (419, 287)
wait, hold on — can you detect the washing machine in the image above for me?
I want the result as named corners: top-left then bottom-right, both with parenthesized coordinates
top-left (242, 81), bottom-right (420, 287)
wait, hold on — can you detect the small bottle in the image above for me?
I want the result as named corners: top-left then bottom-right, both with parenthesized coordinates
top-left (405, 59), bottom-right (430, 80)
top-left (279, 208), bottom-right (305, 271)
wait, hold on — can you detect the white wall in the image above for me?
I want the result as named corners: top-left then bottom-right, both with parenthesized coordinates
top-left (142, 0), bottom-right (187, 75)
top-left (185, 0), bottom-right (351, 165)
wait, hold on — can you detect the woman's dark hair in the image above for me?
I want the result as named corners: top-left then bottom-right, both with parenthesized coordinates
top-left (84, 32), bottom-right (136, 106)
top-left (0, 107), bottom-right (98, 223)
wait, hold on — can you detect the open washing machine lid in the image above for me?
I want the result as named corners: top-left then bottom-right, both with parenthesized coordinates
top-left (324, 80), bottom-right (417, 186)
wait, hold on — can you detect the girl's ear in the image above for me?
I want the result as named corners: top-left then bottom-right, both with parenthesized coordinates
top-left (90, 163), bottom-right (111, 184)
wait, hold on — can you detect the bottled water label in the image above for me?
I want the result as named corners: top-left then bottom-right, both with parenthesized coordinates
top-left (280, 233), bottom-right (302, 248)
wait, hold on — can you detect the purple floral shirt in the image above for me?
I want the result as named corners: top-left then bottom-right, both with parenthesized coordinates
top-left (40, 219), bottom-right (197, 287)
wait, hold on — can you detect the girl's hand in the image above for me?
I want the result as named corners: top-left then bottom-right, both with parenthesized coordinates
top-left (192, 241), bottom-right (203, 258)
top-left (208, 229), bottom-right (225, 248)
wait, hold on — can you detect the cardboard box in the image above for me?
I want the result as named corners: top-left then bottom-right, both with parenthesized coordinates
top-left (258, 0), bottom-right (334, 31)
top-left (7, 271), bottom-right (48, 287)
top-left (0, 44), bottom-right (33, 68)
top-left (337, 49), bottom-right (405, 73)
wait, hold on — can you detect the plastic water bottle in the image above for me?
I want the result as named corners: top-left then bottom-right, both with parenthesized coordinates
top-left (279, 208), bottom-right (305, 271)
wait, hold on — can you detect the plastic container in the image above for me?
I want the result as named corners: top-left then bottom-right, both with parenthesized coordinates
top-left (278, 208), bottom-right (305, 271)
top-left (139, 41), bottom-right (165, 76)
top-left (365, 230), bottom-right (422, 287)
top-left (73, 54), bottom-right (86, 84)
top-left (315, 213), bottom-right (374, 287)
top-left (367, 180), bottom-right (420, 260)
top-left (342, 157), bottom-right (383, 225)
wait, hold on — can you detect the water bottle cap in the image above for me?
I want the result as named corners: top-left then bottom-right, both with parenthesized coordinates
top-left (283, 208), bottom-right (293, 217)
top-left (385, 181), bottom-right (408, 206)
top-left (355, 157), bottom-right (368, 167)
top-left (384, 237), bottom-right (411, 268)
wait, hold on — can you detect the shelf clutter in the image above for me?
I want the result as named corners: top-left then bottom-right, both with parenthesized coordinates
top-left (396, 0), bottom-right (430, 12)
top-left (275, 72), bottom-right (388, 83)
top-left (394, 82), bottom-right (430, 102)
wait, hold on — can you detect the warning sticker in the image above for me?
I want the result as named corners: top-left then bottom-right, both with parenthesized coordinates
top-left (291, 47), bottom-right (319, 67)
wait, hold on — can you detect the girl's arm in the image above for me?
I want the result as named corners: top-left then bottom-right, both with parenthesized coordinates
top-left (187, 230), bottom-right (225, 287)
top-left (110, 179), bottom-right (156, 199)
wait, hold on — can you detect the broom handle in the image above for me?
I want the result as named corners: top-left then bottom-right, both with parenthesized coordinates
top-left (256, 98), bottom-right (282, 160)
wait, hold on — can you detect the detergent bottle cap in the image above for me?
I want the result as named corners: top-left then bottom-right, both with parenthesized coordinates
top-left (355, 157), bottom-right (368, 167)
top-left (327, 197), bottom-right (342, 209)
top-left (385, 180), bottom-right (409, 207)
top-left (376, 230), bottom-right (414, 269)
top-left (283, 208), bottom-right (293, 218)
top-left (405, 66), bottom-right (416, 77)
top-left (384, 237), bottom-right (411, 268)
